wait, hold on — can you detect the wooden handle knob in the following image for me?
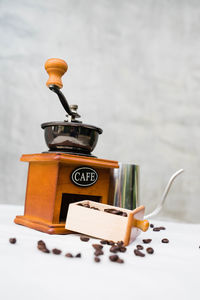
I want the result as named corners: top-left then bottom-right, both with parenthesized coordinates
top-left (45, 58), bottom-right (68, 89)
top-left (132, 219), bottom-right (149, 232)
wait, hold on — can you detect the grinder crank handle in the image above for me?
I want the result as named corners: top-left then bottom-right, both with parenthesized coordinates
top-left (44, 58), bottom-right (80, 118)
top-left (132, 218), bottom-right (149, 232)
top-left (45, 58), bottom-right (68, 89)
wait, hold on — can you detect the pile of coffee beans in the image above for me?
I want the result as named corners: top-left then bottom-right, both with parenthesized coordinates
top-left (91, 240), bottom-right (126, 263)
top-left (133, 224), bottom-right (170, 257)
top-left (8, 222), bottom-right (171, 265)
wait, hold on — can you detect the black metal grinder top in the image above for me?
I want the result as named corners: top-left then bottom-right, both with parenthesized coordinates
top-left (41, 58), bottom-right (102, 156)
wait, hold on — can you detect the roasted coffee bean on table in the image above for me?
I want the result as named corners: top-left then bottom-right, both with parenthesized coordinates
top-left (92, 244), bottom-right (103, 250)
top-left (109, 254), bottom-right (119, 262)
top-left (110, 245), bottom-right (120, 253)
top-left (65, 253), bottom-right (73, 258)
top-left (109, 255), bottom-right (124, 263)
top-left (94, 249), bottom-right (104, 256)
top-left (119, 246), bottom-right (127, 253)
top-left (136, 245), bottom-right (144, 250)
top-left (80, 235), bottom-right (90, 242)
top-left (94, 257), bottom-right (101, 263)
top-left (52, 248), bottom-right (62, 255)
top-left (9, 238), bottom-right (17, 244)
top-left (143, 239), bottom-right (152, 244)
top-left (76, 253), bottom-right (81, 258)
top-left (146, 247), bottom-right (154, 254)
top-left (37, 240), bottom-right (50, 253)
top-left (107, 240), bottom-right (115, 245)
top-left (134, 249), bottom-right (145, 257)
top-left (153, 227), bottom-right (161, 232)
top-left (162, 238), bottom-right (169, 243)
top-left (38, 240), bottom-right (45, 247)
top-left (100, 240), bottom-right (107, 245)
top-left (150, 224), bottom-right (154, 228)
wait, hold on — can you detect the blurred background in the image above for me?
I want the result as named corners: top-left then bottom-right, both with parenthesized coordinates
top-left (0, 0), bottom-right (199, 222)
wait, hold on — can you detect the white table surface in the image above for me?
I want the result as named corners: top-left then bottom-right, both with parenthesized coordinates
top-left (0, 204), bottom-right (199, 300)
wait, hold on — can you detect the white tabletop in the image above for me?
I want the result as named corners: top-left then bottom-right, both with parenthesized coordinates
top-left (0, 204), bottom-right (199, 300)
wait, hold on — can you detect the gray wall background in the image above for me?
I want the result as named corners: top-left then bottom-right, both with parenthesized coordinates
top-left (0, 0), bottom-right (199, 223)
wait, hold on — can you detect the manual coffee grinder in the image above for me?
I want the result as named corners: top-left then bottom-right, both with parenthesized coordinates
top-left (14, 58), bottom-right (119, 234)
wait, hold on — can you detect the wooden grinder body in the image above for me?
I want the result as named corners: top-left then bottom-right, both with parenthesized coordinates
top-left (14, 153), bottom-right (118, 234)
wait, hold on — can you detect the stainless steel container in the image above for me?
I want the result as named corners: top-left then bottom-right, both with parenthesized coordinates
top-left (111, 163), bottom-right (139, 210)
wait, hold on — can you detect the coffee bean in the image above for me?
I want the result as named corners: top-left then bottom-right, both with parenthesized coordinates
top-left (94, 249), bottom-right (104, 256)
top-left (153, 227), bottom-right (160, 232)
top-left (100, 240), bottom-right (107, 245)
top-left (136, 245), bottom-right (144, 250)
top-left (119, 246), bottom-right (127, 253)
top-left (9, 238), bottom-right (16, 244)
top-left (150, 224), bottom-right (154, 228)
top-left (37, 244), bottom-right (45, 250)
top-left (80, 236), bottom-right (90, 242)
top-left (83, 204), bottom-right (90, 208)
top-left (104, 208), bottom-right (118, 214)
top-left (110, 245), bottom-right (120, 253)
top-left (76, 253), bottom-right (81, 258)
top-left (146, 247), bottom-right (154, 254)
top-left (77, 203), bottom-right (83, 206)
top-left (65, 253), bottom-right (73, 257)
top-left (109, 255), bottom-right (119, 262)
top-left (52, 248), bottom-right (62, 255)
top-left (117, 241), bottom-right (124, 247)
top-left (94, 257), bottom-right (100, 263)
top-left (38, 240), bottom-right (45, 246)
top-left (92, 244), bottom-right (103, 250)
top-left (134, 249), bottom-right (145, 257)
top-left (143, 239), bottom-right (152, 244)
top-left (159, 226), bottom-right (166, 230)
top-left (162, 238), bottom-right (169, 243)
top-left (104, 208), bottom-right (127, 217)
top-left (107, 240), bottom-right (115, 245)
top-left (117, 258), bottom-right (124, 264)
top-left (37, 240), bottom-right (50, 253)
